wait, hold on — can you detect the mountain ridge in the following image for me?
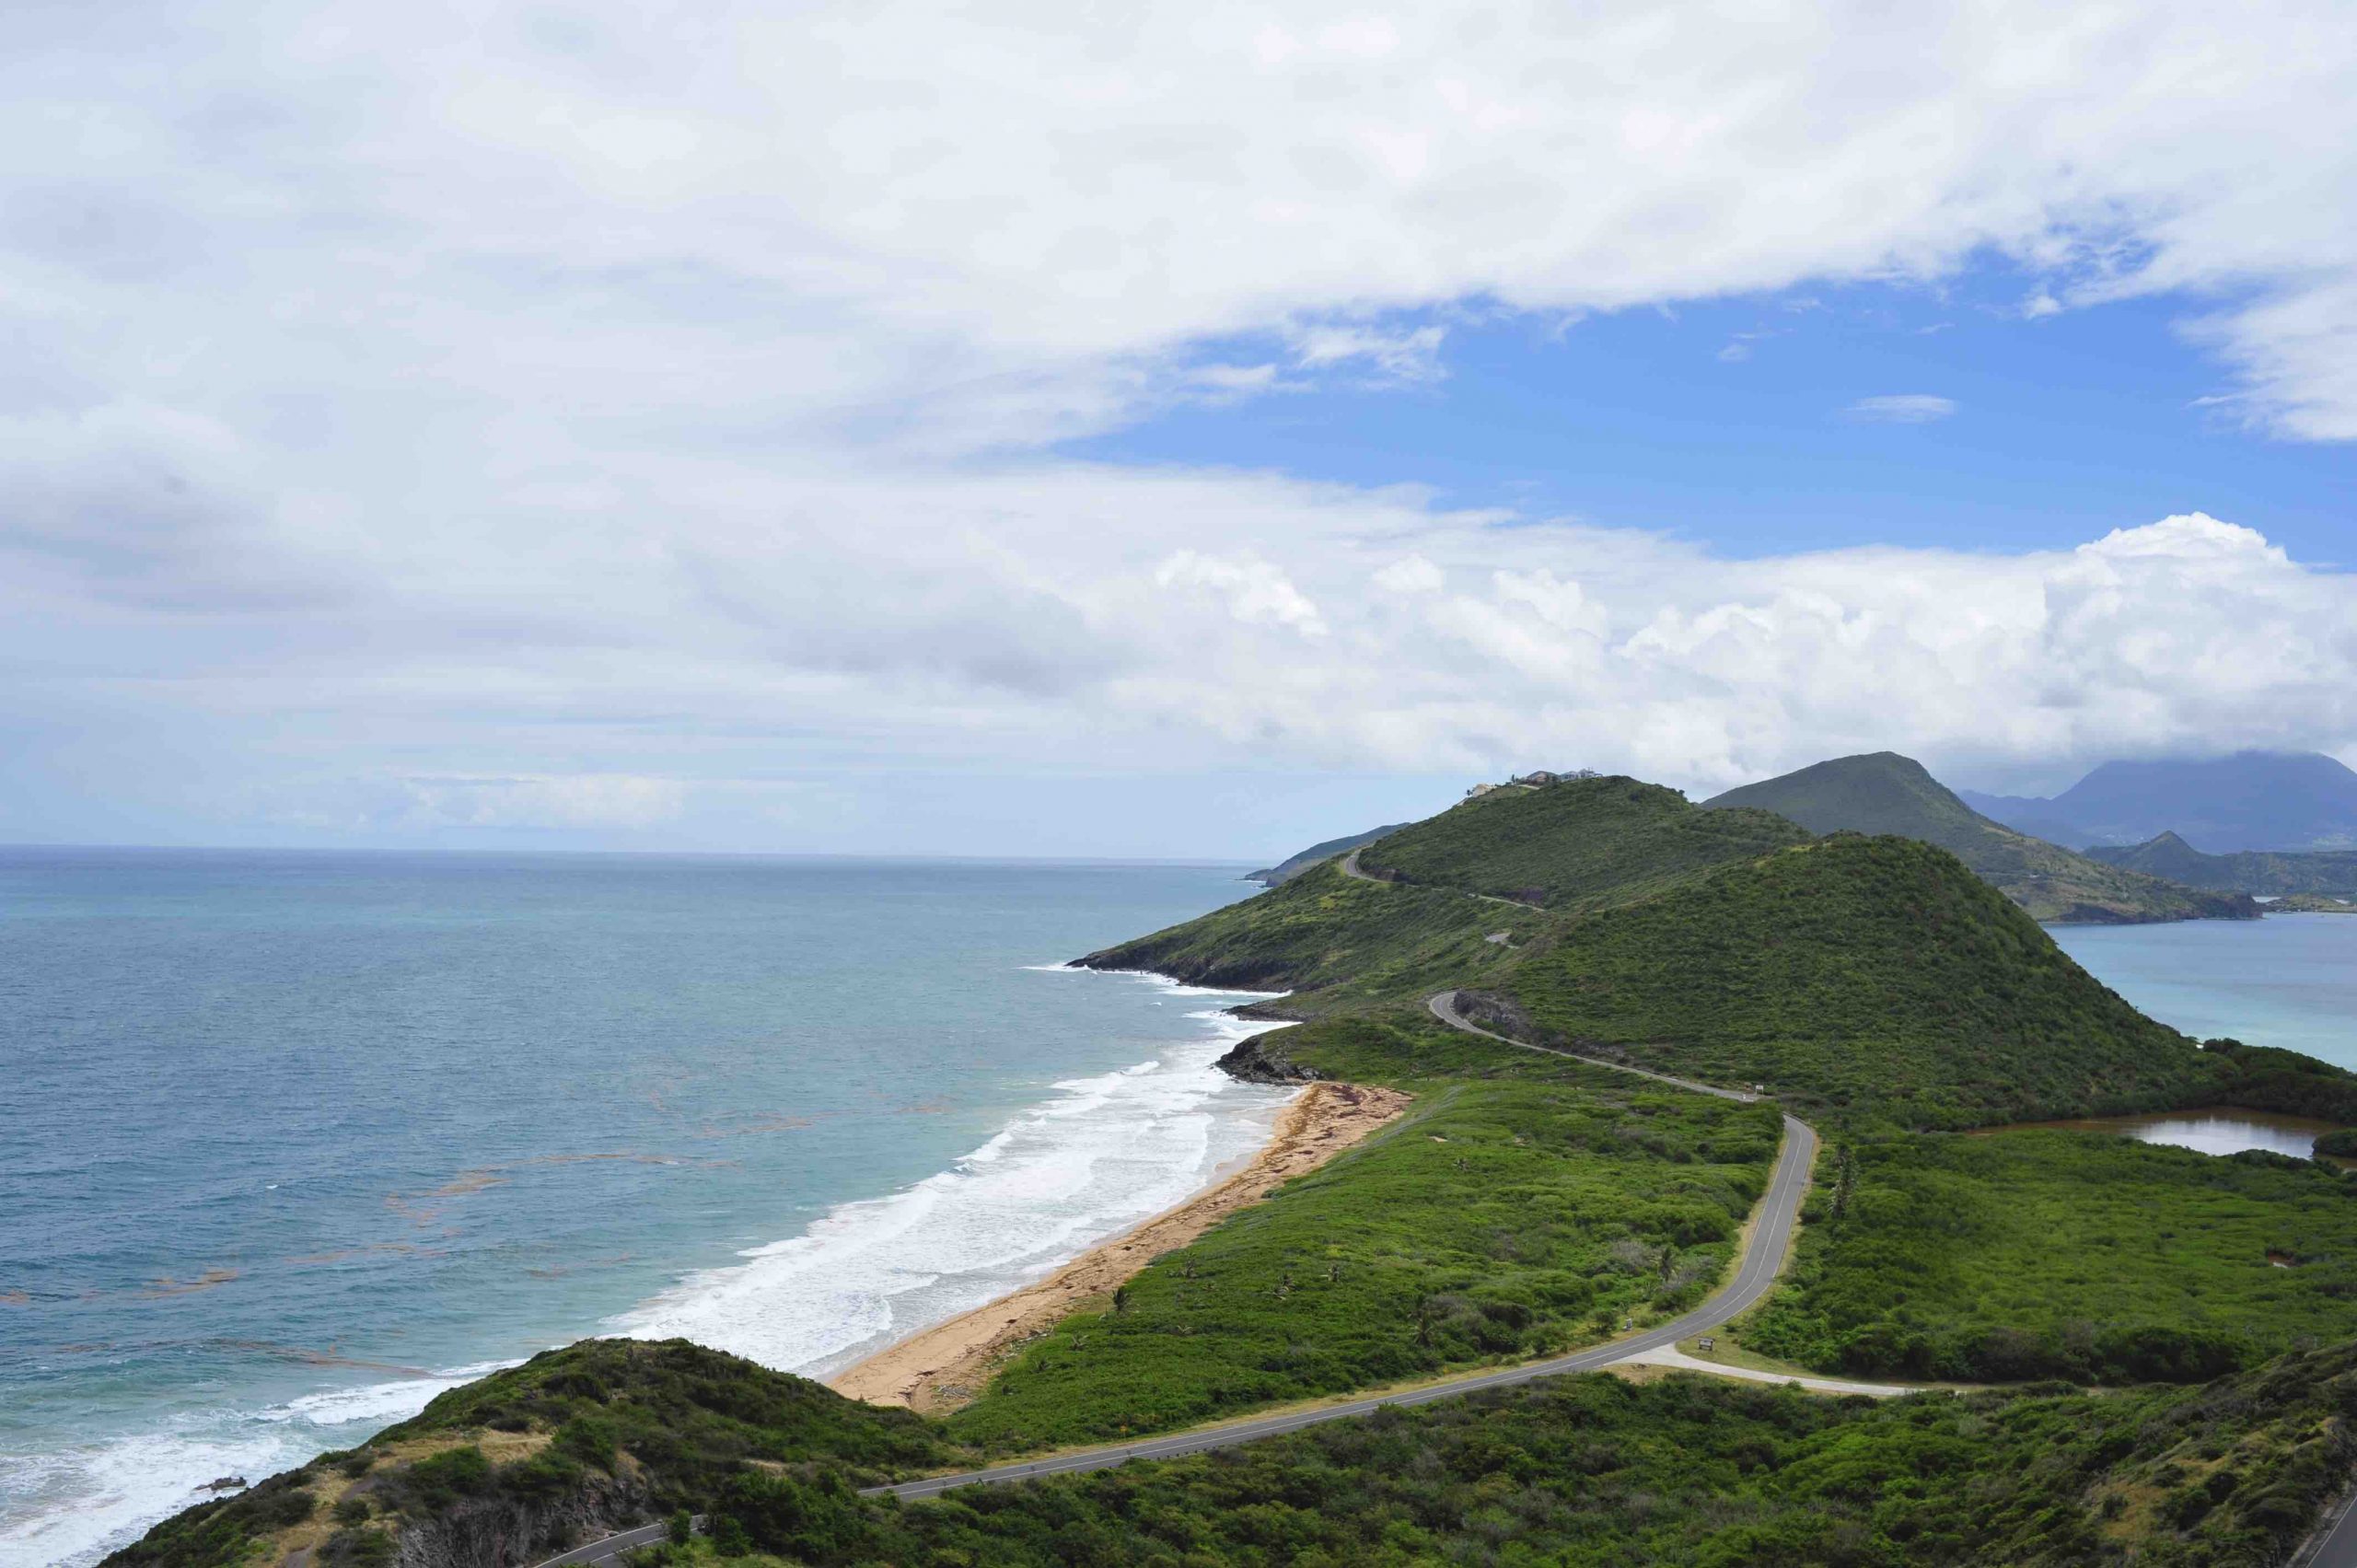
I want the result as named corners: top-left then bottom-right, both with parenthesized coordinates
top-left (1701, 751), bottom-right (2257, 924)
top-left (1960, 749), bottom-right (2357, 852)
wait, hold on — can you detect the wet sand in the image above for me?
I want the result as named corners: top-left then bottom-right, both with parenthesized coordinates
top-left (829, 1080), bottom-right (1411, 1412)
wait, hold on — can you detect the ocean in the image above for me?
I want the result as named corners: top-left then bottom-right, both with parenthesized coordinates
top-left (2051, 912), bottom-right (2357, 1069)
top-left (0, 850), bottom-right (1288, 1567)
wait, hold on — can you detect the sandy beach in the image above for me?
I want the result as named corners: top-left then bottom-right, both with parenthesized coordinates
top-left (829, 1079), bottom-right (1411, 1412)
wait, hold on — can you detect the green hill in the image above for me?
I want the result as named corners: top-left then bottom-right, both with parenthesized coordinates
top-left (1078, 859), bottom-right (1547, 1008)
top-left (1702, 752), bottom-right (2257, 924)
top-left (1080, 776), bottom-right (1801, 1009)
top-left (2084, 830), bottom-right (2357, 896)
top-left (1354, 774), bottom-right (1811, 910)
top-left (1246, 822), bottom-right (1412, 886)
top-left (1504, 834), bottom-right (2207, 1128)
top-left (102, 1339), bottom-right (960, 1568)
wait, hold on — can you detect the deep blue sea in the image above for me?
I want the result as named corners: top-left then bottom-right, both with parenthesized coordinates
top-left (0, 850), bottom-right (1285, 1567)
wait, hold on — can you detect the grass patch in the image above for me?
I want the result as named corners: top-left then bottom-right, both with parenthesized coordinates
top-left (1743, 1130), bottom-right (2357, 1383)
top-left (944, 1078), bottom-right (1781, 1452)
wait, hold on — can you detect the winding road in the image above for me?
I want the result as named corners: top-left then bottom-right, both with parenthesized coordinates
top-left (1339, 847), bottom-right (1540, 910)
top-left (861, 987), bottom-right (1819, 1504)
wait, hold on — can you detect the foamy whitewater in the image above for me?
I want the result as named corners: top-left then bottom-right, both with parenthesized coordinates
top-left (610, 980), bottom-right (1292, 1374)
top-left (0, 852), bottom-right (1288, 1567)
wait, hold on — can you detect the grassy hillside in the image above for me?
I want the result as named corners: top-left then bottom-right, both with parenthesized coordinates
top-left (1503, 835), bottom-right (2208, 1129)
top-left (2086, 830), bottom-right (2357, 896)
top-left (101, 1340), bottom-right (961, 1568)
top-left (1247, 822), bottom-right (1413, 886)
top-left (1704, 752), bottom-right (2257, 924)
top-left (947, 1074), bottom-right (1779, 1451)
top-left (1744, 1131), bottom-right (2357, 1384)
top-left (1357, 774), bottom-right (1811, 910)
top-left (1078, 859), bottom-right (1548, 1011)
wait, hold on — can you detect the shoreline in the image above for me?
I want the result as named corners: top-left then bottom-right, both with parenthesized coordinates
top-left (829, 1076), bottom-right (1411, 1412)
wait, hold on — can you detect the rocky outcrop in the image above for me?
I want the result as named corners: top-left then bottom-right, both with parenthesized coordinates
top-left (1449, 989), bottom-right (1559, 1048)
top-left (390, 1479), bottom-right (647, 1568)
top-left (1214, 1033), bottom-right (1321, 1085)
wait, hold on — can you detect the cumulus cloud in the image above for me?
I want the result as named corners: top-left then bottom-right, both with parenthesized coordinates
top-left (1843, 394), bottom-right (1959, 424)
top-left (2, 3), bottom-right (2355, 844)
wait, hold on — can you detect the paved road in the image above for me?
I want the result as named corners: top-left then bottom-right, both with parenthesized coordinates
top-left (862, 1000), bottom-right (1818, 1504)
top-left (1338, 848), bottom-right (1538, 910)
top-left (2299, 1485), bottom-right (2357, 1567)
top-left (527, 1518), bottom-right (683, 1568)
top-left (1425, 990), bottom-right (1762, 1103)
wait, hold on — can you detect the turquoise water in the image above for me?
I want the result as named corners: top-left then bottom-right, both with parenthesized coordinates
top-left (2051, 913), bottom-right (2357, 1068)
top-left (0, 850), bottom-right (1280, 1566)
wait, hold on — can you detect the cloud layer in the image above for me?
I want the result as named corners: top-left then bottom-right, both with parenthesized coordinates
top-left (2, 2), bottom-right (2353, 842)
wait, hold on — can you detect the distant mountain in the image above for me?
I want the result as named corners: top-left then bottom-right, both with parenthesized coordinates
top-left (1703, 752), bottom-right (2258, 924)
top-left (1246, 824), bottom-right (1411, 886)
top-left (1957, 751), bottom-right (2357, 853)
top-left (2084, 831), bottom-right (2357, 897)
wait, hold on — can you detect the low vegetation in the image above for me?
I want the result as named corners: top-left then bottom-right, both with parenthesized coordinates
top-left (1356, 775), bottom-right (1810, 910)
top-left (946, 1076), bottom-right (1780, 1451)
top-left (1744, 1130), bottom-right (2357, 1383)
top-left (2198, 1038), bottom-right (2357, 1124)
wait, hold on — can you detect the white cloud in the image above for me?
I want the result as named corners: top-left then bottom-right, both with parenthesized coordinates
top-left (2, 3), bottom-right (2356, 845)
top-left (1843, 394), bottom-right (1959, 424)
top-left (398, 775), bottom-right (688, 830)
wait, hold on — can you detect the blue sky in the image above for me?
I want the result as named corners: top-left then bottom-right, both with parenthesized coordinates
top-left (0, 3), bottom-right (2352, 857)
top-left (1084, 276), bottom-right (2351, 565)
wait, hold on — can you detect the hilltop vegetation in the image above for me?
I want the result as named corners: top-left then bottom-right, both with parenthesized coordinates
top-left (947, 1074), bottom-right (1779, 1451)
top-left (103, 1340), bottom-right (961, 1568)
top-left (1246, 822), bottom-right (1411, 886)
top-left (2086, 830), bottom-right (2357, 896)
top-left (1745, 1131), bottom-right (2357, 1385)
top-left (1078, 860), bottom-right (1547, 1011)
top-left (1703, 752), bottom-right (2256, 923)
top-left (1503, 835), bottom-right (2207, 1129)
top-left (1357, 775), bottom-right (1810, 910)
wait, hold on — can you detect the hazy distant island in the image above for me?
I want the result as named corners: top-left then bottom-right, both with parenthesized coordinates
top-left (2084, 830), bottom-right (2357, 899)
top-left (1962, 749), bottom-right (2357, 853)
top-left (113, 761), bottom-right (2357, 1568)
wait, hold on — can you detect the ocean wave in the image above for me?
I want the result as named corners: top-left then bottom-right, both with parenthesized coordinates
top-left (0, 1359), bottom-right (516, 1568)
top-left (605, 984), bottom-right (1292, 1377)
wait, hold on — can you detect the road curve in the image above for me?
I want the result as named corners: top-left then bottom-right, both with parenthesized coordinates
top-left (862, 1005), bottom-right (1818, 1504)
top-left (2300, 1485), bottom-right (2357, 1568)
top-left (1338, 848), bottom-right (1537, 910)
top-left (1426, 990), bottom-right (1761, 1103)
top-left (528, 1517), bottom-right (697, 1568)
